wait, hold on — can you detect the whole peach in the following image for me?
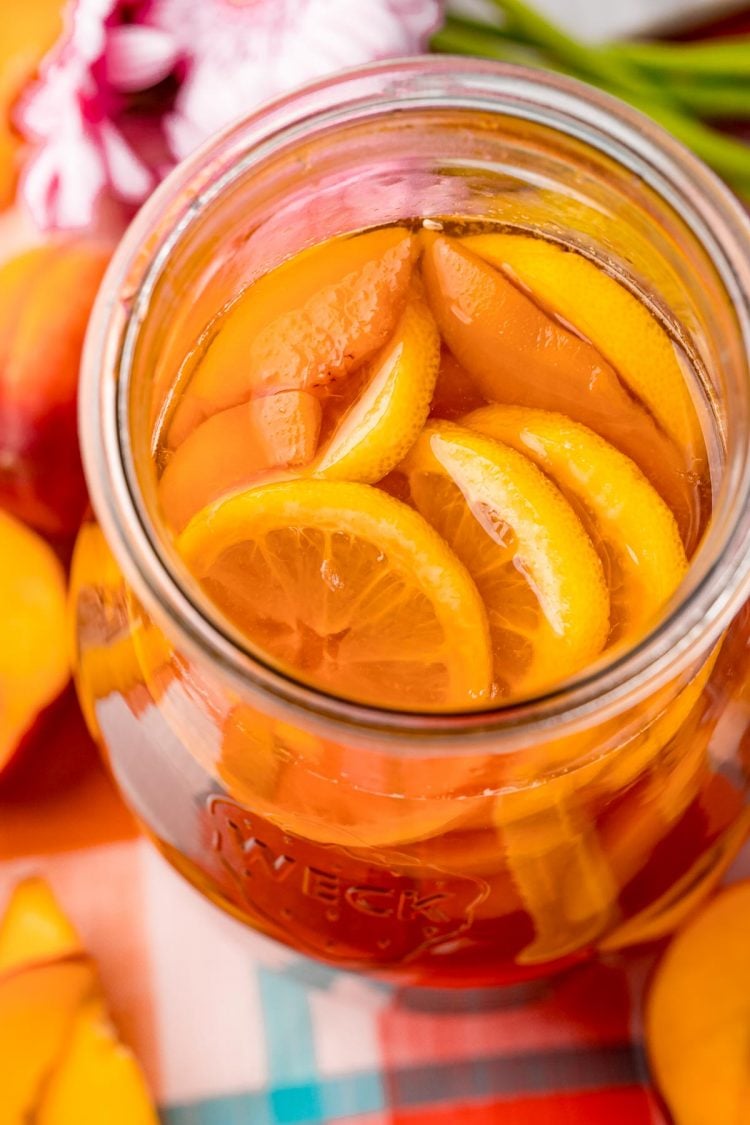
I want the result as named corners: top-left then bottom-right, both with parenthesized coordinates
top-left (0, 243), bottom-right (109, 537)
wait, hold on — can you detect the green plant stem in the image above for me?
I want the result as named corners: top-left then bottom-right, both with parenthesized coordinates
top-left (666, 80), bottom-right (750, 120)
top-left (606, 36), bottom-right (750, 78)
top-left (627, 96), bottom-right (750, 184)
top-left (432, 20), bottom-right (549, 67)
top-left (434, 13), bottom-right (750, 195)
top-left (486, 0), bottom-right (659, 98)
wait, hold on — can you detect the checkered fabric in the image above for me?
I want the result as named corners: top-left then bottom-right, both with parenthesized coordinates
top-left (8, 746), bottom-right (736, 1125)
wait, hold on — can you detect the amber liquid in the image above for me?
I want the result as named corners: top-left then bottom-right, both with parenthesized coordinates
top-left (73, 220), bottom-right (750, 985)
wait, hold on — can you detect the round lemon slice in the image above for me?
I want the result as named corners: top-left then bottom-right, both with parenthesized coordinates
top-left (178, 479), bottom-right (493, 711)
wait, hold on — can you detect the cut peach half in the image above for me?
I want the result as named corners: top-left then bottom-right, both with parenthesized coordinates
top-left (168, 227), bottom-right (415, 446)
top-left (399, 422), bottom-right (610, 701)
top-left (178, 479), bottom-right (493, 711)
top-left (463, 405), bottom-right (688, 645)
top-left (646, 879), bottom-right (750, 1125)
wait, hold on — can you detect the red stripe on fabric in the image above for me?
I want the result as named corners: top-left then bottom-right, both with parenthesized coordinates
top-left (379, 962), bottom-right (633, 1066)
top-left (390, 1086), bottom-right (666, 1124)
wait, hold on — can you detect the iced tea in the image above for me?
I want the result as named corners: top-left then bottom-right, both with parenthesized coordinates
top-left (114, 221), bottom-right (750, 983)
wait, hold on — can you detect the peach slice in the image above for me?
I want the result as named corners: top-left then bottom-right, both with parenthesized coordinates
top-left (167, 227), bottom-right (415, 447)
top-left (0, 510), bottom-right (69, 780)
top-left (0, 877), bottom-right (81, 973)
top-left (37, 997), bottom-right (158, 1124)
top-left (420, 233), bottom-right (698, 543)
top-left (646, 880), bottom-right (750, 1125)
top-left (0, 954), bottom-right (99, 1121)
top-left (0, 242), bottom-right (110, 536)
top-left (463, 232), bottom-right (704, 458)
top-left (0, 880), bottom-right (158, 1120)
top-left (159, 389), bottom-right (322, 531)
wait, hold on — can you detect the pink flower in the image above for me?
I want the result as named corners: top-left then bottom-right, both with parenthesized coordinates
top-left (16, 0), bottom-right (178, 230)
top-left (145, 0), bottom-right (444, 160)
top-left (16, 0), bottom-right (444, 231)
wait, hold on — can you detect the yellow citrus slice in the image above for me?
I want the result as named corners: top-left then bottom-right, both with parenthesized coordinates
top-left (463, 232), bottom-right (704, 457)
top-left (311, 291), bottom-right (440, 482)
top-left (463, 405), bottom-right (688, 645)
top-left (399, 422), bottom-right (610, 701)
top-left (178, 479), bottom-right (493, 711)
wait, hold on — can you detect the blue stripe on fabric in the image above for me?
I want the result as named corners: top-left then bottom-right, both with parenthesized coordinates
top-left (257, 967), bottom-right (320, 1088)
top-left (162, 1093), bottom-right (273, 1125)
top-left (162, 1071), bottom-right (384, 1125)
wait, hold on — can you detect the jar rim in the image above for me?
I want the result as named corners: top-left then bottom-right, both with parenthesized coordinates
top-left (80, 56), bottom-right (750, 745)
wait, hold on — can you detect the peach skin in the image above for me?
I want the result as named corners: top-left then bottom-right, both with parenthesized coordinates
top-left (646, 881), bottom-right (750, 1125)
top-left (0, 243), bottom-right (109, 537)
top-left (0, 510), bottom-right (69, 782)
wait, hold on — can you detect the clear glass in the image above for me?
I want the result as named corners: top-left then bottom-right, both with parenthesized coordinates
top-left (72, 59), bottom-right (750, 987)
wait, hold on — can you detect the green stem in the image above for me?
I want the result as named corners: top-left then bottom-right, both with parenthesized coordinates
top-left (436, 3), bottom-right (750, 192)
top-left (431, 21), bottom-right (549, 67)
top-left (486, 0), bottom-right (659, 97)
top-left (627, 97), bottom-right (750, 182)
top-left (666, 80), bottom-right (750, 120)
top-left (606, 36), bottom-right (750, 78)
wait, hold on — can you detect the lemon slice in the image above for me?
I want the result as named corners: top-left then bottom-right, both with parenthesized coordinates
top-left (463, 233), bottom-right (704, 456)
top-left (463, 405), bottom-right (688, 645)
top-left (311, 292), bottom-right (440, 483)
top-left (178, 479), bottom-right (493, 711)
top-left (399, 422), bottom-right (610, 701)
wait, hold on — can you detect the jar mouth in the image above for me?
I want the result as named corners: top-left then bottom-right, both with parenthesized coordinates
top-left (81, 57), bottom-right (750, 744)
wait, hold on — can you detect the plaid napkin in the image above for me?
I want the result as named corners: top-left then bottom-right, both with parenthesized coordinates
top-left (3, 1), bottom-right (748, 1116)
top-left (8, 744), bottom-right (745, 1124)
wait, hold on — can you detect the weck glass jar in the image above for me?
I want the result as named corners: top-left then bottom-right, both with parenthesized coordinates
top-left (71, 59), bottom-right (750, 987)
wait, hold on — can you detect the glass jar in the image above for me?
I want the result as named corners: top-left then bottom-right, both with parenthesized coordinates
top-left (72, 58), bottom-right (750, 988)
